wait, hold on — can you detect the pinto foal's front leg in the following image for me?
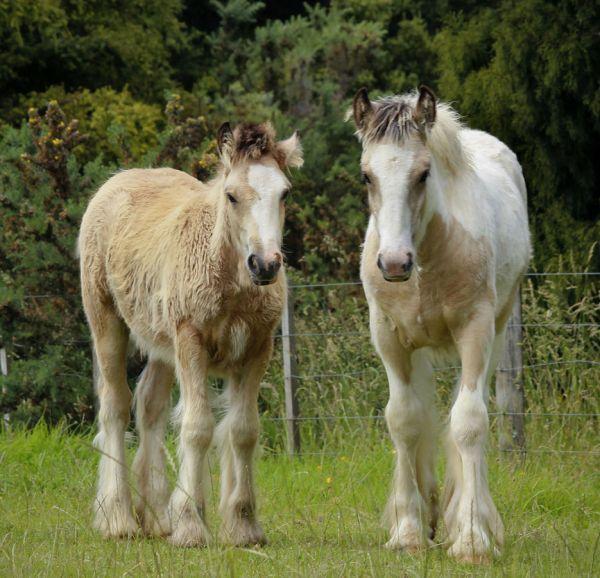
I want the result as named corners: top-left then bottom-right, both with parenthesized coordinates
top-left (371, 312), bottom-right (438, 551)
top-left (169, 323), bottom-right (215, 547)
top-left (217, 352), bottom-right (270, 546)
top-left (444, 309), bottom-right (504, 563)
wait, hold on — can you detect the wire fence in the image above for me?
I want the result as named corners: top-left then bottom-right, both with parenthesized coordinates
top-left (3, 270), bottom-right (599, 457)
top-left (277, 270), bottom-right (599, 456)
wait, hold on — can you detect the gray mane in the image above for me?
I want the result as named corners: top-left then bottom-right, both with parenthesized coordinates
top-left (362, 92), bottom-right (421, 144)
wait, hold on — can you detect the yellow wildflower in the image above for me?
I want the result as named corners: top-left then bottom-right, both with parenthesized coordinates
top-left (325, 476), bottom-right (333, 484)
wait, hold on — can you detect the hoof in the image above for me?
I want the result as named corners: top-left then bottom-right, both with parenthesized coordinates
top-left (168, 517), bottom-right (211, 547)
top-left (136, 507), bottom-right (171, 537)
top-left (447, 531), bottom-right (499, 564)
top-left (94, 498), bottom-right (138, 539)
top-left (450, 552), bottom-right (493, 565)
top-left (385, 517), bottom-right (432, 552)
top-left (385, 535), bottom-right (433, 553)
top-left (221, 519), bottom-right (267, 547)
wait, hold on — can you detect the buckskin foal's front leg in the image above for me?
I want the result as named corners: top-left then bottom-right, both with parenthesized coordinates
top-left (445, 305), bottom-right (504, 563)
top-left (371, 307), bottom-right (438, 551)
top-left (169, 322), bottom-right (215, 547)
top-left (217, 344), bottom-right (271, 546)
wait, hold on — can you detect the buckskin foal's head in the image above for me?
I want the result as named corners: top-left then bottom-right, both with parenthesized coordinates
top-left (216, 122), bottom-right (303, 286)
top-left (350, 86), bottom-right (465, 283)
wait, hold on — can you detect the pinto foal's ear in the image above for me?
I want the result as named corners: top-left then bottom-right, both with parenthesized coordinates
top-left (277, 131), bottom-right (304, 168)
top-left (217, 121), bottom-right (235, 167)
top-left (414, 85), bottom-right (436, 129)
top-left (350, 87), bottom-right (374, 132)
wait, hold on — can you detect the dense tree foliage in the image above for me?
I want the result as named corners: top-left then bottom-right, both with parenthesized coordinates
top-left (1, 0), bottom-right (598, 422)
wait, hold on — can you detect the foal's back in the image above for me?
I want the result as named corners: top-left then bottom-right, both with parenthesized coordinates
top-left (78, 168), bottom-right (214, 351)
top-left (79, 168), bottom-right (207, 256)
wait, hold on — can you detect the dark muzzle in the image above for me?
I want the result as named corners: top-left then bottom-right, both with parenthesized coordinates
top-left (247, 253), bottom-right (282, 285)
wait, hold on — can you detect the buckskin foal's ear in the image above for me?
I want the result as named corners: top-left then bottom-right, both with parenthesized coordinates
top-left (350, 87), bottom-right (374, 133)
top-left (277, 131), bottom-right (304, 168)
top-left (414, 85), bottom-right (437, 129)
top-left (217, 121), bottom-right (235, 168)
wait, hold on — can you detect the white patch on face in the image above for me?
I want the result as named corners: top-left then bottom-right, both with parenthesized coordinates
top-left (247, 163), bottom-right (288, 252)
top-left (367, 143), bottom-right (415, 254)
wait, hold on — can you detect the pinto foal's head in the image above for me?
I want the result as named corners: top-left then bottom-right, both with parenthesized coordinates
top-left (350, 86), bottom-right (438, 282)
top-left (216, 122), bottom-right (303, 286)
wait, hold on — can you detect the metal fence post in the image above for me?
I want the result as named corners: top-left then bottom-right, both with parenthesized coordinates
top-left (281, 285), bottom-right (301, 455)
top-left (495, 291), bottom-right (526, 451)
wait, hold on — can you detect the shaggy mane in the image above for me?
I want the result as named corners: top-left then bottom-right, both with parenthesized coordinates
top-left (361, 93), bottom-right (419, 145)
top-left (232, 122), bottom-right (277, 162)
top-left (350, 90), bottom-right (471, 173)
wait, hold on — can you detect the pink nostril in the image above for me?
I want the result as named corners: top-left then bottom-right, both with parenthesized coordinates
top-left (377, 250), bottom-right (414, 279)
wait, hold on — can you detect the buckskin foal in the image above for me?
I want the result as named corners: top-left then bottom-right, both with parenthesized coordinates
top-left (349, 86), bottom-right (531, 563)
top-left (79, 122), bottom-right (302, 547)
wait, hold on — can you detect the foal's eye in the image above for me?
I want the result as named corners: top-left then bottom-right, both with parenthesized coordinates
top-left (281, 188), bottom-right (290, 202)
top-left (419, 170), bottom-right (430, 184)
top-left (226, 192), bottom-right (238, 204)
top-left (361, 172), bottom-right (371, 185)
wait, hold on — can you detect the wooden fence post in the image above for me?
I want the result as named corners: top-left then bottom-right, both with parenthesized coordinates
top-left (92, 346), bottom-right (100, 392)
top-left (281, 286), bottom-right (301, 455)
top-left (495, 291), bottom-right (526, 452)
top-left (1, 347), bottom-right (9, 426)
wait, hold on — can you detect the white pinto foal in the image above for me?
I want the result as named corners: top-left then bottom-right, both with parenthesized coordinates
top-left (349, 86), bottom-right (531, 563)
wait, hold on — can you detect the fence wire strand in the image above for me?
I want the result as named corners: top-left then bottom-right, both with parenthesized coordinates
top-left (263, 411), bottom-right (600, 422)
top-left (5, 270), bottom-right (598, 457)
top-left (290, 360), bottom-right (599, 381)
top-left (13, 270), bottom-right (599, 300)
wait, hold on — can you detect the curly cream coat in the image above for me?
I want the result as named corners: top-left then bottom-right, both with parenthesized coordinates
top-left (79, 122), bottom-right (302, 546)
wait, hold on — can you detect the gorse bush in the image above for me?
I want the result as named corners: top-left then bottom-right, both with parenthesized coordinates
top-left (0, 0), bottom-right (598, 425)
top-left (0, 99), bottom-right (214, 423)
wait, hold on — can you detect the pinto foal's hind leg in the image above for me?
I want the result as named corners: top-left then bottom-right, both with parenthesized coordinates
top-left (91, 307), bottom-right (138, 538)
top-left (444, 311), bottom-right (504, 563)
top-left (133, 359), bottom-right (174, 537)
top-left (217, 355), bottom-right (269, 547)
top-left (413, 356), bottom-right (439, 542)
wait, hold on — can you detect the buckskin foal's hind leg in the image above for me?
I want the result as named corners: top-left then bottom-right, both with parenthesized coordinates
top-left (132, 359), bottom-right (174, 536)
top-left (217, 345), bottom-right (271, 546)
top-left (444, 306), bottom-right (504, 563)
top-left (89, 304), bottom-right (138, 538)
top-left (168, 322), bottom-right (214, 547)
top-left (371, 309), bottom-right (436, 551)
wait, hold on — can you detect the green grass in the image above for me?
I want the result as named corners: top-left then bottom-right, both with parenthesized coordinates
top-left (1, 425), bottom-right (599, 577)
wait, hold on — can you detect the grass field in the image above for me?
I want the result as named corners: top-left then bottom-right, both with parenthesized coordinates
top-left (1, 425), bottom-right (598, 577)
